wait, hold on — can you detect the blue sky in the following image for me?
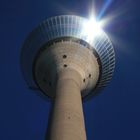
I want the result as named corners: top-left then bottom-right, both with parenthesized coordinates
top-left (0, 0), bottom-right (140, 139)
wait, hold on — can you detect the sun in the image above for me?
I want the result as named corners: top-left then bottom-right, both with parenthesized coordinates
top-left (82, 16), bottom-right (104, 43)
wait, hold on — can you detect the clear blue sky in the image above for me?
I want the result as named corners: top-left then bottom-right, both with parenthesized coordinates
top-left (0, 0), bottom-right (140, 140)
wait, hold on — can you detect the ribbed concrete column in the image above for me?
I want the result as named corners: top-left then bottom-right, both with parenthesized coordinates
top-left (50, 69), bottom-right (87, 140)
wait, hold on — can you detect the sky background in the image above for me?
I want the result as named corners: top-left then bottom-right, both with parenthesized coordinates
top-left (0, 0), bottom-right (140, 139)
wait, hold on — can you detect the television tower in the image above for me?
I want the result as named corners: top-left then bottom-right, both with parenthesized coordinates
top-left (21, 15), bottom-right (115, 140)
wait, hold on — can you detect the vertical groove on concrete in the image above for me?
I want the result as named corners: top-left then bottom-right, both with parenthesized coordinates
top-left (50, 69), bottom-right (87, 140)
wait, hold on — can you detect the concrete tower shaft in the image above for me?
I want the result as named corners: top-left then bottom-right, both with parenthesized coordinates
top-left (50, 69), bottom-right (86, 140)
top-left (20, 15), bottom-right (115, 140)
top-left (33, 40), bottom-right (99, 140)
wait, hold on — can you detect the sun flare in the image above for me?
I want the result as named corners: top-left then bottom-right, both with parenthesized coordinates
top-left (82, 16), bottom-right (104, 42)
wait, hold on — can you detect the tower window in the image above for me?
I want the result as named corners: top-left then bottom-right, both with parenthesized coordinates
top-left (83, 79), bottom-right (85, 83)
top-left (64, 64), bottom-right (67, 67)
top-left (89, 74), bottom-right (91, 78)
top-left (63, 55), bottom-right (67, 58)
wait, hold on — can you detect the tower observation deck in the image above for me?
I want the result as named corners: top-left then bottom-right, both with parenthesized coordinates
top-left (21, 15), bottom-right (115, 140)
